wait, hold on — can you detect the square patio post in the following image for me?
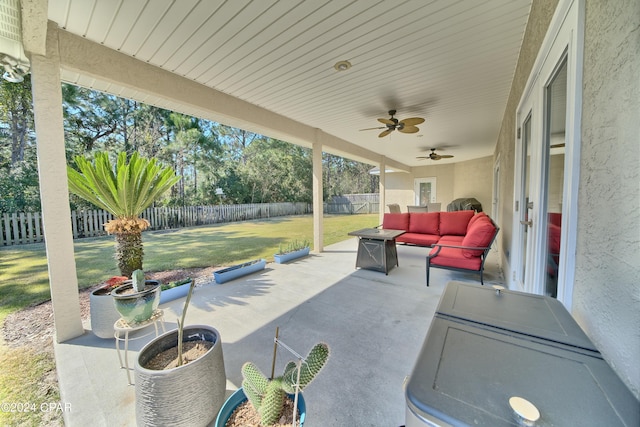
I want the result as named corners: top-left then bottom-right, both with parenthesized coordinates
top-left (29, 22), bottom-right (83, 342)
top-left (312, 140), bottom-right (323, 252)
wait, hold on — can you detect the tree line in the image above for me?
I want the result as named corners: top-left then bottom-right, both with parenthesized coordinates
top-left (0, 76), bottom-right (379, 214)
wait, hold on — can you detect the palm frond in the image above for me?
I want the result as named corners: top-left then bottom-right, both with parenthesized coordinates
top-left (67, 151), bottom-right (179, 218)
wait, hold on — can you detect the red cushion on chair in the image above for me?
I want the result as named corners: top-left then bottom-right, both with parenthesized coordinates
top-left (408, 212), bottom-right (439, 235)
top-left (429, 246), bottom-right (482, 270)
top-left (461, 218), bottom-right (496, 258)
top-left (382, 213), bottom-right (409, 231)
top-left (439, 210), bottom-right (474, 236)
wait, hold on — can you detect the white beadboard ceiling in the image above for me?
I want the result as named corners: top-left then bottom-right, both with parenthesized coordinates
top-left (47, 0), bottom-right (532, 167)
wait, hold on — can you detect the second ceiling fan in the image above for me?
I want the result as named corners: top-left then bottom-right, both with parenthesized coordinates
top-left (417, 148), bottom-right (454, 161)
top-left (360, 110), bottom-right (425, 138)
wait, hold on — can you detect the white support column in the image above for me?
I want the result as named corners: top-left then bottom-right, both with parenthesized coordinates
top-left (379, 157), bottom-right (386, 223)
top-left (29, 22), bottom-right (83, 342)
top-left (312, 141), bottom-right (323, 252)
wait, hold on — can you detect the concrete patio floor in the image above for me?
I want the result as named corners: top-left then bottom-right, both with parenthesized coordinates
top-left (54, 237), bottom-right (503, 426)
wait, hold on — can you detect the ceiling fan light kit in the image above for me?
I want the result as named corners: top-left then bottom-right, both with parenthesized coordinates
top-left (360, 109), bottom-right (425, 138)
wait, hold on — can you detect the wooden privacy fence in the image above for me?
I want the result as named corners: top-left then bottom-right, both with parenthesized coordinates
top-left (0, 202), bottom-right (311, 246)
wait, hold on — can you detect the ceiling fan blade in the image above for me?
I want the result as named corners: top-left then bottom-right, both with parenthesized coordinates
top-left (550, 143), bottom-right (565, 148)
top-left (400, 117), bottom-right (425, 126)
top-left (378, 129), bottom-right (393, 138)
top-left (438, 154), bottom-right (454, 158)
top-left (378, 118), bottom-right (395, 125)
top-left (398, 125), bottom-right (419, 134)
top-left (416, 157), bottom-right (430, 160)
top-left (359, 126), bottom-right (387, 131)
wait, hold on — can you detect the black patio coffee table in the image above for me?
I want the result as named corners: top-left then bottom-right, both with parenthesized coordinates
top-left (348, 228), bottom-right (406, 275)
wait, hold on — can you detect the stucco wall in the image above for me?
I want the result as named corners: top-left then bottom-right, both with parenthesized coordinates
top-left (453, 156), bottom-right (493, 212)
top-left (493, 0), bottom-right (559, 264)
top-left (385, 157), bottom-right (491, 212)
top-left (573, 0), bottom-right (640, 399)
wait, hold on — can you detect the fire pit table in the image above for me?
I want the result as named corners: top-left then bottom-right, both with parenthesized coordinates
top-left (348, 228), bottom-right (405, 275)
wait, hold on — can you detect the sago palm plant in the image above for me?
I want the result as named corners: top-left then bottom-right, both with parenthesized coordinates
top-left (67, 151), bottom-right (180, 277)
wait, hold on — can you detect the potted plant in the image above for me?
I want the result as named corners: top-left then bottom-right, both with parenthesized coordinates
top-left (67, 151), bottom-right (180, 277)
top-left (89, 275), bottom-right (128, 338)
top-left (159, 277), bottom-right (194, 304)
top-left (215, 341), bottom-right (330, 427)
top-left (135, 281), bottom-right (226, 427)
top-left (111, 269), bottom-right (161, 324)
top-left (274, 240), bottom-right (311, 264)
top-left (213, 258), bottom-right (267, 284)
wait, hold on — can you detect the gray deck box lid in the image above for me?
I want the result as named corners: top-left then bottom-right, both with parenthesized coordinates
top-left (405, 316), bottom-right (640, 427)
top-left (436, 281), bottom-right (598, 352)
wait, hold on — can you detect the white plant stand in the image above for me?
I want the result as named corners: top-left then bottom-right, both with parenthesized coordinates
top-left (114, 309), bottom-right (165, 384)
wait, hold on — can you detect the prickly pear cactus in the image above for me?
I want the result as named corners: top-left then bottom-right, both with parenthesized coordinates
top-left (241, 342), bottom-right (330, 426)
top-left (131, 269), bottom-right (145, 292)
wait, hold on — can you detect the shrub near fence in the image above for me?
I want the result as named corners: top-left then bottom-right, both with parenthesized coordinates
top-left (0, 202), bottom-right (312, 246)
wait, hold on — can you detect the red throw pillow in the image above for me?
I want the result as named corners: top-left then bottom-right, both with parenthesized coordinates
top-left (461, 218), bottom-right (496, 258)
top-left (440, 210), bottom-right (474, 236)
top-left (467, 212), bottom-right (488, 231)
top-left (382, 213), bottom-right (409, 231)
top-left (409, 212), bottom-right (440, 235)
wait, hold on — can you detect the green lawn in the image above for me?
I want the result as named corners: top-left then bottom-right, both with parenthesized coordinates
top-left (0, 214), bottom-right (379, 323)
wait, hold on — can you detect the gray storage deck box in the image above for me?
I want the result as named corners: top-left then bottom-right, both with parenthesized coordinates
top-left (405, 282), bottom-right (639, 426)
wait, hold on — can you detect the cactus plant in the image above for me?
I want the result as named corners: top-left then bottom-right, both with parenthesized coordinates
top-left (131, 269), bottom-right (146, 292)
top-left (241, 342), bottom-right (330, 426)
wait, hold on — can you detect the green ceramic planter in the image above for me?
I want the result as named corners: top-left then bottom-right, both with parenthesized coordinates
top-left (111, 280), bottom-right (161, 323)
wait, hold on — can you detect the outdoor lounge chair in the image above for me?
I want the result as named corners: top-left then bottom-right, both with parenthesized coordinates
top-left (426, 218), bottom-right (499, 286)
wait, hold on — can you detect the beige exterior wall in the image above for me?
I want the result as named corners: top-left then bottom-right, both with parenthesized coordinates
top-left (493, 0), bottom-right (639, 397)
top-left (573, 0), bottom-right (640, 398)
top-left (384, 156), bottom-right (491, 213)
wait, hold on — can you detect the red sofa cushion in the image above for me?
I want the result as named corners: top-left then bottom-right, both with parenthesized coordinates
top-left (397, 233), bottom-right (440, 246)
top-left (439, 210), bottom-right (474, 236)
top-left (438, 235), bottom-right (464, 245)
top-left (461, 217), bottom-right (496, 258)
top-left (467, 212), bottom-right (488, 231)
top-left (383, 213), bottom-right (409, 231)
top-left (429, 246), bottom-right (482, 270)
top-left (408, 212), bottom-right (440, 235)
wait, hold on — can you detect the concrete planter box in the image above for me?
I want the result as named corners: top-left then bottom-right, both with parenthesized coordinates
top-left (274, 247), bottom-right (310, 264)
top-left (159, 280), bottom-right (193, 304)
top-left (214, 259), bottom-right (266, 284)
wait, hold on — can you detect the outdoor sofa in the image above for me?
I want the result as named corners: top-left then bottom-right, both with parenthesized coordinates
top-left (381, 210), bottom-right (499, 286)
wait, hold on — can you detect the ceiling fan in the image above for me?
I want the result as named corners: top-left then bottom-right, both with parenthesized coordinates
top-left (360, 110), bottom-right (425, 138)
top-left (417, 148), bottom-right (454, 161)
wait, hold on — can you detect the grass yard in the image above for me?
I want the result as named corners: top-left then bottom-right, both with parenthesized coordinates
top-left (0, 213), bottom-right (378, 426)
top-left (0, 213), bottom-right (378, 324)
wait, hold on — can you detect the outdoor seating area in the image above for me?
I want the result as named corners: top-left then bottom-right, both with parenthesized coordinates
top-left (54, 238), bottom-right (503, 426)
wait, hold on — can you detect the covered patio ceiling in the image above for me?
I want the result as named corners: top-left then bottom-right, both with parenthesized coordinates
top-left (46, 0), bottom-right (532, 168)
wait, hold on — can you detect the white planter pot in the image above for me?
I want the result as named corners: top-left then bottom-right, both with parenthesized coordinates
top-left (89, 288), bottom-right (120, 339)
